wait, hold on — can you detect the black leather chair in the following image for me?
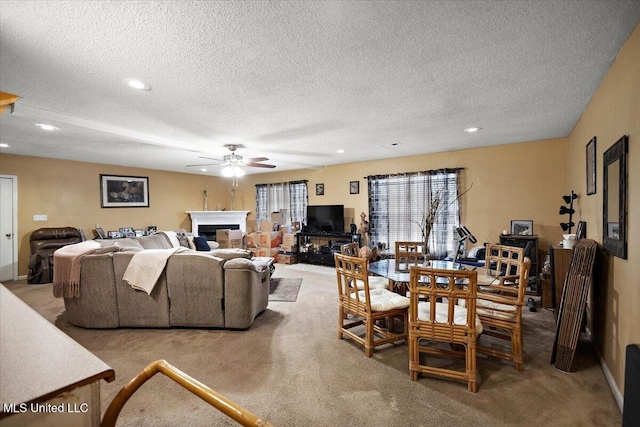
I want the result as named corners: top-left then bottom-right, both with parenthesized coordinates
top-left (27, 227), bottom-right (84, 284)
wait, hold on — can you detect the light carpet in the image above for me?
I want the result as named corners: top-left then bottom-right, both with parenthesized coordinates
top-left (1, 264), bottom-right (622, 426)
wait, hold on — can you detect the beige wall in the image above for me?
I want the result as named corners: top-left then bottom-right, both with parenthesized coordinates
top-left (565, 23), bottom-right (640, 392)
top-left (1, 137), bottom-right (567, 278)
top-left (0, 155), bottom-right (229, 274)
top-left (241, 138), bottom-right (568, 251)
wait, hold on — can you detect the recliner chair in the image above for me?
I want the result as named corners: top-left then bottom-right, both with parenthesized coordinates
top-left (27, 227), bottom-right (84, 284)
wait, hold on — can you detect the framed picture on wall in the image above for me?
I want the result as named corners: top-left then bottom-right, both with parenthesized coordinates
top-left (316, 183), bottom-right (325, 196)
top-left (586, 137), bottom-right (596, 195)
top-left (349, 181), bottom-right (359, 194)
top-left (100, 174), bottom-right (149, 208)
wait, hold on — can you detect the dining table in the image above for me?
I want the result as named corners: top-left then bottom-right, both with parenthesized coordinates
top-left (368, 258), bottom-right (456, 294)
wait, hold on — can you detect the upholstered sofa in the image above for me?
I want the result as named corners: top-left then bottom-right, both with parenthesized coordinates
top-left (60, 231), bottom-right (270, 329)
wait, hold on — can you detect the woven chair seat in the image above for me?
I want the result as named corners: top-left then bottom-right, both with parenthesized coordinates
top-left (418, 301), bottom-right (483, 333)
top-left (353, 288), bottom-right (409, 311)
top-left (355, 276), bottom-right (389, 290)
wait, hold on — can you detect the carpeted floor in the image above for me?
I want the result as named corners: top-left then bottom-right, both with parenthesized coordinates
top-left (269, 277), bottom-right (302, 302)
top-left (2, 264), bottom-right (622, 426)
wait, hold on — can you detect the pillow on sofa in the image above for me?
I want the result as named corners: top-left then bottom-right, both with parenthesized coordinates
top-left (175, 231), bottom-right (191, 248)
top-left (193, 235), bottom-right (211, 251)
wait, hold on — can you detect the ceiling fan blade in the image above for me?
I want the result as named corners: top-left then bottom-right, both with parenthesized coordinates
top-left (198, 156), bottom-right (223, 161)
top-left (186, 163), bottom-right (219, 167)
top-left (245, 162), bottom-right (276, 169)
top-left (245, 157), bottom-right (269, 163)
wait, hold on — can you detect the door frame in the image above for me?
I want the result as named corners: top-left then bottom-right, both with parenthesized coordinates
top-left (1, 174), bottom-right (19, 281)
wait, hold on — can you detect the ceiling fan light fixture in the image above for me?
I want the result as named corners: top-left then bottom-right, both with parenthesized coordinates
top-left (464, 127), bottom-right (482, 133)
top-left (222, 165), bottom-right (245, 177)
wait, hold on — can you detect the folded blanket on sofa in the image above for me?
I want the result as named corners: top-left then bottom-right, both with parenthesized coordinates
top-left (123, 247), bottom-right (189, 294)
top-left (53, 240), bottom-right (102, 298)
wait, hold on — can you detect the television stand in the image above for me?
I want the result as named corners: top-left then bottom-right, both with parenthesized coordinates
top-left (296, 232), bottom-right (361, 266)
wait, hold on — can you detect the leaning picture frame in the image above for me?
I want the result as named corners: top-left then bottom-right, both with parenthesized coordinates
top-left (586, 137), bottom-right (596, 195)
top-left (100, 174), bottom-right (149, 208)
top-left (510, 220), bottom-right (533, 236)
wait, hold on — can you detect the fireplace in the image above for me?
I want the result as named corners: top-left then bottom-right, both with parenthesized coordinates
top-left (186, 211), bottom-right (249, 241)
top-left (198, 224), bottom-right (240, 241)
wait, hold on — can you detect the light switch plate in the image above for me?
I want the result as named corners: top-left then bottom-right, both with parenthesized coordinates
top-left (33, 215), bottom-right (48, 221)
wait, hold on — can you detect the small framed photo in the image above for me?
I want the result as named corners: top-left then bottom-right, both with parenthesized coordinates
top-left (134, 229), bottom-right (144, 237)
top-left (316, 183), bottom-right (324, 196)
top-left (586, 137), bottom-right (596, 195)
top-left (94, 228), bottom-right (107, 239)
top-left (119, 227), bottom-right (135, 238)
top-left (510, 220), bottom-right (533, 236)
top-left (101, 174), bottom-right (149, 208)
top-left (107, 230), bottom-right (122, 239)
top-left (146, 225), bottom-right (157, 235)
top-left (349, 181), bottom-right (360, 194)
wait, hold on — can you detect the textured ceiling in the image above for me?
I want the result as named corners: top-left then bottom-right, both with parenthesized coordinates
top-left (1, 1), bottom-right (639, 177)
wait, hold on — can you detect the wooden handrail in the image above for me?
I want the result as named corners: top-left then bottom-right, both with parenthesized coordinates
top-left (101, 359), bottom-right (273, 427)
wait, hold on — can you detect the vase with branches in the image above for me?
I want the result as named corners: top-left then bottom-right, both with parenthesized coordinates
top-left (412, 183), bottom-right (473, 262)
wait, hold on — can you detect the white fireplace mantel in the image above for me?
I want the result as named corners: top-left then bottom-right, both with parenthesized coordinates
top-left (186, 211), bottom-right (250, 235)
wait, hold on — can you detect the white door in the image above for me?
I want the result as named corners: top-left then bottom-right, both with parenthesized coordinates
top-left (0, 175), bottom-right (18, 281)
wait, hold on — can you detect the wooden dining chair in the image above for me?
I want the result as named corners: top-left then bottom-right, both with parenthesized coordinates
top-left (341, 243), bottom-right (389, 290)
top-left (476, 257), bottom-right (531, 371)
top-left (334, 253), bottom-right (409, 357)
top-left (483, 244), bottom-right (524, 285)
top-left (408, 266), bottom-right (481, 392)
top-left (395, 241), bottom-right (425, 265)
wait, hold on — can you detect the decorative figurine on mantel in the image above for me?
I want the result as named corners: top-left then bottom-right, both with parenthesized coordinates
top-left (202, 187), bottom-right (208, 211)
top-left (357, 212), bottom-right (370, 247)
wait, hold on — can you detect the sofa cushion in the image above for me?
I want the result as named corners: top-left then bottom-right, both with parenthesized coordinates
top-left (193, 235), bottom-right (210, 251)
top-left (135, 232), bottom-right (174, 249)
top-left (224, 257), bottom-right (269, 273)
top-left (211, 248), bottom-right (251, 260)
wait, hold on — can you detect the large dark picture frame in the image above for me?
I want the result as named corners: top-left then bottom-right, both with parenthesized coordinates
top-left (586, 137), bottom-right (596, 195)
top-left (602, 135), bottom-right (627, 259)
top-left (100, 174), bottom-right (149, 208)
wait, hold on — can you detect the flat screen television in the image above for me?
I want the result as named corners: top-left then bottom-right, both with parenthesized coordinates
top-left (306, 205), bottom-right (345, 234)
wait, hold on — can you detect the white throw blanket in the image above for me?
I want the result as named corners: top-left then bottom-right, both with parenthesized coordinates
top-left (123, 247), bottom-right (189, 295)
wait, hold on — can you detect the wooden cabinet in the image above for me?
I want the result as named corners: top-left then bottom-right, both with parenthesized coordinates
top-left (549, 245), bottom-right (573, 311)
top-left (499, 234), bottom-right (539, 294)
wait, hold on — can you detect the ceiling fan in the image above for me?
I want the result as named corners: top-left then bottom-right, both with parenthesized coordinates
top-left (186, 144), bottom-right (276, 172)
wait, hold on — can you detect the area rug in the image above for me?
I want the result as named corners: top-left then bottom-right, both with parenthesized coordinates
top-left (269, 278), bottom-right (302, 302)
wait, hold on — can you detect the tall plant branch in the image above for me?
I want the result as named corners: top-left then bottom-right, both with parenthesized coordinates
top-left (411, 183), bottom-right (474, 241)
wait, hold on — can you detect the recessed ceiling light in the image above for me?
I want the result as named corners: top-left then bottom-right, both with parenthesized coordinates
top-left (464, 127), bottom-right (482, 133)
top-left (0, 143), bottom-right (9, 148)
top-left (337, 149), bottom-right (345, 154)
top-left (35, 124), bottom-right (59, 131)
top-left (200, 168), bottom-right (207, 172)
top-left (123, 78), bottom-right (151, 91)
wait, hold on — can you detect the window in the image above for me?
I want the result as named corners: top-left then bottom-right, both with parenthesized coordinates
top-left (256, 181), bottom-right (308, 224)
top-left (367, 169), bottom-right (461, 259)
